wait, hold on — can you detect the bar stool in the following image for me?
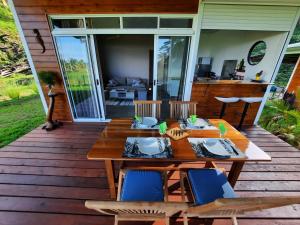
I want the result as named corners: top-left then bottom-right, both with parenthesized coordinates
top-left (238, 97), bottom-right (263, 130)
top-left (215, 97), bottom-right (240, 119)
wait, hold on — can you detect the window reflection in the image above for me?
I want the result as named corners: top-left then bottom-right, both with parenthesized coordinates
top-left (157, 36), bottom-right (190, 100)
top-left (56, 36), bottom-right (100, 119)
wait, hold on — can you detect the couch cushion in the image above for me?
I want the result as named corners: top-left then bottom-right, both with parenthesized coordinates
top-left (187, 169), bottom-right (236, 205)
top-left (120, 170), bottom-right (164, 202)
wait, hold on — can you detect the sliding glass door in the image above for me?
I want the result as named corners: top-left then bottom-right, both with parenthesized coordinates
top-left (55, 36), bottom-right (102, 121)
top-left (154, 36), bottom-right (190, 101)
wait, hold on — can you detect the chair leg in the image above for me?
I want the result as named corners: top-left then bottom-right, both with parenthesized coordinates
top-left (179, 171), bottom-right (186, 202)
top-left (114, 215), bottom-right (118, 225)
top-left (117, 170), bottom-right (125, 201)
top-left (163, 171), bottom-right (169, 202)
top-left (183, 215), bottom-right (188, 225)
top-left (165, 216), bottom-right (170, 225)
top-left (232, 217), bottom-right (238, 225)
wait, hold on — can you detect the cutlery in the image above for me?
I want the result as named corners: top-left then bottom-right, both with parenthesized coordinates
top-left (219, 139), bottom-right (234, 154)
top-left (223, 139), bottom-right (239, 156)
top-left (163, 138), bottom-right (172, 158)
top-left (151, 123), bottom-right (158, 128)
top-left (197, 142), bottom-right (230, 159)
top-left (132, 140), bottom-right (139, 154)
top-left (204, 118), bottom-right (213, 126)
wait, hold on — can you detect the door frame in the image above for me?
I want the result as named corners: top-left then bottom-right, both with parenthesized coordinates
top-left (89, 35), bottom-right (106, 120)
top-left (50, 14), bottom-right (199, 121)
top-left (53, 34), bottom-right (104, 122)
top-left (152, 34), bottom-right (192, 101)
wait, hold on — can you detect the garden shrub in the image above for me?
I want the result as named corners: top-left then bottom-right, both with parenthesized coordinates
top-left (3, 86), bottom-right (22, 99)
top-left (259, 99), bottom-right (300, 148)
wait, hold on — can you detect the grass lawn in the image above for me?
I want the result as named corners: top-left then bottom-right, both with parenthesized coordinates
top-left (0, 95), bottom-right (45, 148)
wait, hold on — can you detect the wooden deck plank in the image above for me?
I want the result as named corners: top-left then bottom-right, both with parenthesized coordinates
top-left (0, 124), bottom-right (299, 224)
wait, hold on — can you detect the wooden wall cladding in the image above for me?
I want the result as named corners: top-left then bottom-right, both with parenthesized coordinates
top-left (287, 57), bottom-right (300, 93)
top-left (13, 0), bottom-right (199, 14)
top-left (12, 0), bottom-right (198, 122)
top-left (191, 82), bottom-right (268, 126)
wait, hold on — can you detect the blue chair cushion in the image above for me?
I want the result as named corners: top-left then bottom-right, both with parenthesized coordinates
top-left (120, 170), bottom-right (164, 202)
top-left (187, 169), bottom-right (237, 205)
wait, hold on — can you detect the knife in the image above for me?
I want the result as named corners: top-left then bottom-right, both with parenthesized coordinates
top-left (223, 139), bottom-right (239, 156)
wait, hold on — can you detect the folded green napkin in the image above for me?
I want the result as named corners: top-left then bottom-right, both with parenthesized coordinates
top-left (134, 115), bottom-right (142, 123)
top-left (159, 122), bottom-right (167, 134)
top-left (218, 122), bottom-right (227, 136)
top-left (189, 114), bottom-right (197, 124)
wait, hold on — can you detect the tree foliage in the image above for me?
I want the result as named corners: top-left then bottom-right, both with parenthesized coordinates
top-left (0, 1), bottom-right (28, 75)
top-left (259, 99), bottom-right (300, 149)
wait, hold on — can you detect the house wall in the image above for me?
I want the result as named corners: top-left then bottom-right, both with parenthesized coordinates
top-left (201, 4), bottom-right (298, 31)
top-left (10, 0), bottom-right (198, 121)
top-left (287, 57), bottom-right (300, 92)
top-left (97, 35), bottom-right (153, 84)
top-left (198, 30), bottom-right (288, 81)
top-left (203, 0), bottom-right (300, 6)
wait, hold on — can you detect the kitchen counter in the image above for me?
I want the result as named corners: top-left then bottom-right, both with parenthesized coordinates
top-left (191, 80), bottom-right (268, 126)
top-left (193, 79), bottom-right (271, 85)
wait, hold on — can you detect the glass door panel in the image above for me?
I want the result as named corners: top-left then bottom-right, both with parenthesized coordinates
top-left (55, 36), bottom-right (101, 120)
top-left (156, 36), bottom-right (190, 101)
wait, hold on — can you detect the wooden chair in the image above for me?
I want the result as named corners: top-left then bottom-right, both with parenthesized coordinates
top-left (85, 201), bottom-right (187, 225)
top-left (183, 197), bottom-right (300, 225)
top-left (180, 168), bottom-right (300, 225)
top-left (85, 169), bottom-right (187, 225)
top-left (133, 100), bottom-right (162, 118)
top-left (169, 101), bottom-right (197, 119)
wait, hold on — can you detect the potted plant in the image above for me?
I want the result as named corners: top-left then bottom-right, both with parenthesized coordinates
top-left (38, 71), bottom-right (62, 131)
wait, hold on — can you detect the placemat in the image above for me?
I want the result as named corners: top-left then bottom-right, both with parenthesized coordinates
top-left (179, 119), bottom-right (218, 130)
top-left (123, 137), bottom-right (173, 159)
top-left (188, 138), bottom-right (246, 159)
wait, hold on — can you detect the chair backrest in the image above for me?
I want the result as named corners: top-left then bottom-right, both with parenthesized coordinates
top-left (133, 100), bottom-right (162, 118)
top-left (85, 201), bottom-right (188, 218)
top-left (169, 101), bottom-right (197, 119)
top-left (186, 197), bottom-right (300, 217)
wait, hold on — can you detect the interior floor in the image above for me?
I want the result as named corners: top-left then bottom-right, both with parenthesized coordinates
top-left (105, 105), bottom-right (135, 118)
top-left (95, 34), bottom-right (154, 119)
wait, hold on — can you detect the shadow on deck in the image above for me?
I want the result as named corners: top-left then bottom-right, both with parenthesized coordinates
top-left (0, 123), bottom-right (299, 225)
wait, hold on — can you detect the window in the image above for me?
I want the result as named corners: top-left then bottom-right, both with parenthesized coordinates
top-left (123, 17), bottom-right (158, 28)
top-left (160, 18), bottom-right (193, 28)
top-left (86, 17), bottom-right (120, 28)
top-left (52, 19), bottom-right (84, 29)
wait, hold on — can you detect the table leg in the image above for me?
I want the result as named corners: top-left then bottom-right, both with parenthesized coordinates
top-left (104, 160), bottom-right (116, 199)
top-left (228, 161), bottom-right (245, 187)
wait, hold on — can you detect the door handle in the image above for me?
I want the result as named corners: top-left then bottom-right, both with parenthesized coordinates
top-left (154, 80), bottom-right (156, 86)
top-left (96, 79), bottom-right (100, 86)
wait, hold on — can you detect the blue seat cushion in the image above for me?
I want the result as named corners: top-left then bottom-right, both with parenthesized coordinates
top-left (120, 170), bottom-right (164, 202)
top-left (187, 169), bottom-right (237, 205)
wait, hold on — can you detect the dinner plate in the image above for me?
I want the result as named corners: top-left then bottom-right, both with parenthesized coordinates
top-left (187, 118), bottom-right (207, 127)
top-left (137, 137), bottom-right (164, 155)
top-left (141, 117), bottom-right (157, 127)
top-left (203, 139), bottom-right (231, 156)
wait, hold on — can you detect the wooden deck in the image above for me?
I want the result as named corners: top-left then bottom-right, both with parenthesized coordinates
top-left (0, 123), bottom-right (299, 225)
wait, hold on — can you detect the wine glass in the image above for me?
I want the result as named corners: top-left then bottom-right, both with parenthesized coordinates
top-left (218, 122), bottom-right (227, 139)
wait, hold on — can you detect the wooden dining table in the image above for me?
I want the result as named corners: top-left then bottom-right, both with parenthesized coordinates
top-left (88, 118), bottom-right (271, 199)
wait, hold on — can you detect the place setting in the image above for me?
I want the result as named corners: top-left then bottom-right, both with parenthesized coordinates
top-left (123, 122), bottom-right (173, 159)
top-left (131, 116), bottom-right (160, 129)
top-left (178, 115), bottom-right (218, 130)
top-left (188, 122), bottom-right (246, 159)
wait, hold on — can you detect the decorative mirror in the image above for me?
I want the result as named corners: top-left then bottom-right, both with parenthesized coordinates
top-left (248, 41), bottom-right (267, 65)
